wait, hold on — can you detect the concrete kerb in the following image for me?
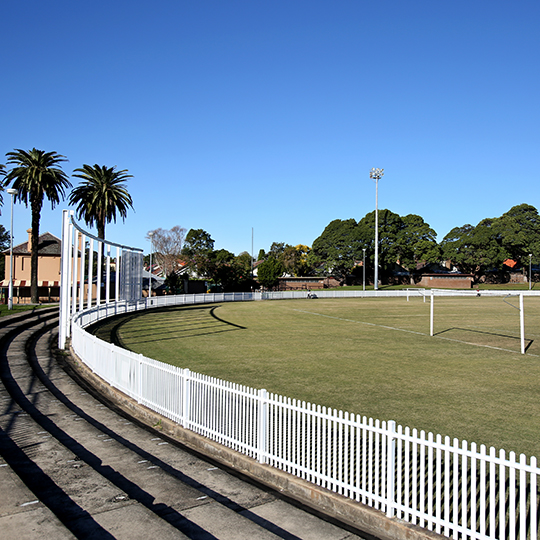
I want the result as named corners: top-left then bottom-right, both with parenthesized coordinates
top-left (65, 343), bottom-right (444, 540)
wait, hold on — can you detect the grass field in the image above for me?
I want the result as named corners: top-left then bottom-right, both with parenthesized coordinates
top-left (91, 295), bottom-right (540, 458)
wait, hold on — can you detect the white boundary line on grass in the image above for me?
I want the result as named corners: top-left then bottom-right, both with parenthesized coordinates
top-left (292, 308), bottom-right (539, 357)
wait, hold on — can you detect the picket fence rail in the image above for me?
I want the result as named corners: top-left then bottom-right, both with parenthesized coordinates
top-left (70, 291), bottom-right (540, 540)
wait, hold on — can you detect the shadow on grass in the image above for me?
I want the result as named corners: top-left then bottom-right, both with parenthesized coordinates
top-left (434, 327), bottom-right (534, 352)
top-left (89, 304), bottom-right (246, 349)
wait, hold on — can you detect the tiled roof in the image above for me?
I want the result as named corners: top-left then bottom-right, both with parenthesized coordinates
top-left (5, 232), bottom-right (62, 256)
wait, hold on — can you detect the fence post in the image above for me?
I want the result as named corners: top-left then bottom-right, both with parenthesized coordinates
top-left (182, 368), bottom-right (191, 429)
top-left (430, 290), bottom-right (434, 336)
top-left (386, 420), bottom-right (397, 518)
top-left (59, 210), bottom-right (73, 349)
top-left (258, 389), bottom-right (268, 464)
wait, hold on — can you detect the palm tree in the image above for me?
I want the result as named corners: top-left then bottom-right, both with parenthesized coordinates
top-left (5, 149), bottom-right (71, 303)
top-left (0, 164), bottom-right (6, 209)
top-left (69, 164), bottom-right (134, 240)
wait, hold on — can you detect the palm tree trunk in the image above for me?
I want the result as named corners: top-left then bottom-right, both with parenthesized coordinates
top-left (30, 200), bottom-right (41, 304)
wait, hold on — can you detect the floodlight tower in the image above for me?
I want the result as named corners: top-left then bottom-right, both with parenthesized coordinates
top-left (370, 168), bottom-right (384, 290)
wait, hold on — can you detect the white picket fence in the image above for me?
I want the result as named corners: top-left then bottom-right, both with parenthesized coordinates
top-left (59, 212), bottom-right (540, 540)
top-left (69, 294), bottom-right (540, 540)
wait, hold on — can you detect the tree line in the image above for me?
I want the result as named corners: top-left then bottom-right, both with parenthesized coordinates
top-left (147, 227), bottom-right (256, 293)
top-left (150, 203), bottom-right (540, 291)
top-left (308, 203), bottom-right (540, 286)
top-left (1, 148), bottom-right (134, 303)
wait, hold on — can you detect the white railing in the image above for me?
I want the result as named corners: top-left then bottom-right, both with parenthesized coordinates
top-left (69, 293), bottom-right (540, 540)
top-left (60, 214), bottom-right (540, 540)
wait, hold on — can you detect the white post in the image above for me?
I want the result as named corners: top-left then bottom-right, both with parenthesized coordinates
top-left (87, 239), bottom-right (94, 310)
top-left (386, 420), bottom-right (397, 518)
top-left (105, 245), bottom-right (111, 303)
top-left (96, 241), bottom-right (102, 305)
top-left (430, 290), bottom-right (434, 337)
top-left (520, 293), bottom-right (525, 354)
top-left (258, 388), bottom-right (268, 464)
top-left (59, 210), bottom-right (73, 349)
top-left (115, 247), bottom-right (120, 303)
top-left (182, 368), bottom-right (191, 428)
top-left (374, 178), bottom-right (379, 291)
top-left (79, 234), bottom-right (86, 313)
top-left (7, 188), bottom-right (17, 310)
top-left (370, 168), bottom-right (384, 291)
top-left (71, 230), bottom-right (78, 317)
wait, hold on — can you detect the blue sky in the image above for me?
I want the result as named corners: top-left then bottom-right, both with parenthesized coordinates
top-left (1, 1), bottom-right (539, 256)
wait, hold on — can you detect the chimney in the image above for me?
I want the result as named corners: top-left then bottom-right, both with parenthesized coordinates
top-left (27, 228), bottom-right (32, 252)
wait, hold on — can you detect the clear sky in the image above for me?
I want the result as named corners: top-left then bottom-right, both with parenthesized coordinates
top-left (1, 1), bottom-right (539, 257)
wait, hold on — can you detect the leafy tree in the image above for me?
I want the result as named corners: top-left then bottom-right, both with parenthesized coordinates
top-left (147, 226), bottom-right (186, 277)
top-left (357, 210), bottom-right (404, 276)
top-left (440, 224), bottom-right (476, 273)
top-left (0, 164), bottom-right (5, 209)
top-left (236, 251), bottom-right (253, 277)
top-left (396, 214), bottom-right (440, 270)
top-left (282, 244), bottom-right (312, 276)
top-left (182, 229), bottom-right (215, 277)
top-left (257, 256), bottom-right (285, 289)
top-left (312, 218), bottom-right (364, 284)
top-left (165, 271), bottom-right (183, 294)
top-left (257, 248), bottom-right (266, 261)
top-left (69, 164), bottom-right (134, 240)
top-left (498, 204), bottom-right (540, 265)
top-left (469, 218), bottom-right (507, 274)
top-left (5, 148), bottom-right (71, 303)
top-left (182, 229), bottom-right (214, 258)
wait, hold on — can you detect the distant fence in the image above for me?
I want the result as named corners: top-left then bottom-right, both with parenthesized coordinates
top-left (60, 214), bottom-right (540, 540)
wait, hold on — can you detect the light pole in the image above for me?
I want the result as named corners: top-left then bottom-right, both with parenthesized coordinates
top-left (362, 248), bottom-right (366, 291)
top-left (370, 168), bottom-right (384, 290)
top-left (7, 188), bottom-right (18, 310)
top-left (529, 253), bottom-right (533, 290)
top-left (148, 232), bottom-right (154, 299)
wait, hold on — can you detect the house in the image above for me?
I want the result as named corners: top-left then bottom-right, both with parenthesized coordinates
top-left (1, 229), bottom-right (63, 303)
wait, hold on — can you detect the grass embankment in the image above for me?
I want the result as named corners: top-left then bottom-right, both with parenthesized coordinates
top-left (91, 296), bottom-right (540, 458)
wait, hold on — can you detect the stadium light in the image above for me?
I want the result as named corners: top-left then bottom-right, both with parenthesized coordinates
top-left (7, 188), bottom-right (18, 310)
top-left (148, 231), bottom-right (154, 300)
top-left (370, 168), bottom-right (384, 290)
top-left (362, 248), bottom-right (366, 291)
top-left (529, 254), bottom-right (533, 290)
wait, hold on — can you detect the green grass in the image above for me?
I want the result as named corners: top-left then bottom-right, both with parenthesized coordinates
top-left (91, 296), bottom-right (540, 458)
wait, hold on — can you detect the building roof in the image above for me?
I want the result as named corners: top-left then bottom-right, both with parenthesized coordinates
top-left (5, 232), bottom-right (62, 256)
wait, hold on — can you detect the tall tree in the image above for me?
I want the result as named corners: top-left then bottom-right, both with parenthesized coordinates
top-left (5, 148), bottom-right (71, 303)
top-left (69, 164), bottom-right (134, 240)
top-left (257, 256), bottom-right (285, 289)
top-left (395, 214), bottom-right (440, 270)
top-left (181, 229), bottom-right (215, 277)
top-left (440, 224), bottom-right (476, 273)
top-left (498, 204), bottom-right (540, 265)
top-left (311, 218), bottom-right (364, 283)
